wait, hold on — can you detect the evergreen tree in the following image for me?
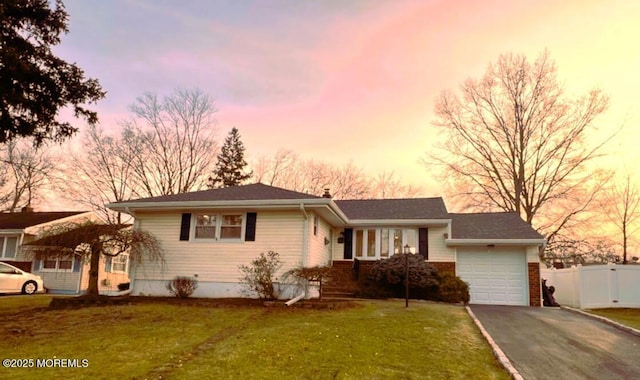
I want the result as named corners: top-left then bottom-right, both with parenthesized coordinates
top-left (208, 127), bottom-right (252, 188)
top-left (0, 0), bottom-right (105, 146)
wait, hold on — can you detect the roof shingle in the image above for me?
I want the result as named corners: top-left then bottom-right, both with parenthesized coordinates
top-left (0, 212), bottom-right (86, 230)
top-left (450, 212), bottom-right (544, 240)
top-left (336, 198), bottom-right (449, 220)
top-left (116, 183), bottom-right (321, 204)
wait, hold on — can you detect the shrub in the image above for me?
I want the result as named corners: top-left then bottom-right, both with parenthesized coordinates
top-left (437, 272), bottom-right (470, 304)
top-left (368, 254), bottom-right (439, 299)
top-left (239, 251), bottom-right (282, 300)
top-left (166, 276), bottom-right (198, 298)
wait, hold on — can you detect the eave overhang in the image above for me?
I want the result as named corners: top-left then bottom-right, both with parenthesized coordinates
top-left (346, 219), bottom-right (451, 227)
top-left (107, 198), bottom-right (350, 226)
top-left (445, 238), bottom-right (546, 247)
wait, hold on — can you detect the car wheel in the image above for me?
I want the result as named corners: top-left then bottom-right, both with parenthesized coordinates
top-left (22, 281), bottom-right (37, 295)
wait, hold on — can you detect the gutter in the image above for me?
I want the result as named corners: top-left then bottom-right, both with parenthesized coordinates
top-left (300, 204), bottom-right (308, 267)
top-left (445, 238), bottom-right (547, 247)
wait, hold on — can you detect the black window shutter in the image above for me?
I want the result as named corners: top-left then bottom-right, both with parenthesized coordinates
top-left (245, 212), bottom-right (257, 241)
top-left (419, 228), bottom-right (428, 260)
top-left (343, 228), bottom-right (353, 259)
top-left (179, 213), bottom-right (191, 241)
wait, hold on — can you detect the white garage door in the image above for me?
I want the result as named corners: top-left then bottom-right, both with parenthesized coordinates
top-left (457, 247), bottom-right (528, 306)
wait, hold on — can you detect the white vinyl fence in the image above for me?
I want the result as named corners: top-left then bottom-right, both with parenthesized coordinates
top-left (541, 264), bottom-right (640, 309)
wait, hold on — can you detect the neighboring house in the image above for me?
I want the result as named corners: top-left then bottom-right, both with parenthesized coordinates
top-left (108, 183), bottom-right (546, 306)
top-left (0, 209), bottom-right (129, 294)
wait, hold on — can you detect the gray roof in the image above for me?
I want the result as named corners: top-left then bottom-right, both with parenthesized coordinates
top-left (450, 212), bottom-right (544, 240)
top-left (116, 183), bottom-right (321, 204)
top-left (335, 198), bottom-right (449, 220)
top-left (0, 211), bottom-right (86, 230)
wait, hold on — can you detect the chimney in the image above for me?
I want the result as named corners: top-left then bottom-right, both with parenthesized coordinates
top-left (322, 188), bottom-right (332, 198)
top-left (21, 206), bottom-right (34, 213)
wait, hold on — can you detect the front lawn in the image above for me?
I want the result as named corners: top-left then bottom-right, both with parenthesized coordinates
top-left (0, 297), bottom-right (509, 379)
top-left (586, 308), bottom-right (640, 330)
top-left (0, 294), bottom-right (53, 315)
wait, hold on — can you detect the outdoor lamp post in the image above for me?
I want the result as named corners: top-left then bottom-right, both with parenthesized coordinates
top-left (404, 244), bottom-right (411, 308)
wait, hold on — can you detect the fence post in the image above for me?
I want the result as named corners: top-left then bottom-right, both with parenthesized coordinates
top-left (609, 263), bottom-right (618, 307)
top-left (574, 265), bottom-right (582, 308)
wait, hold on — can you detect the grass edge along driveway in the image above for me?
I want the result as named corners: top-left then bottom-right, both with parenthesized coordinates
top-left (0, 296), bottom-right (509, 379)
top-left (585, 308), bottom-right (640, 331)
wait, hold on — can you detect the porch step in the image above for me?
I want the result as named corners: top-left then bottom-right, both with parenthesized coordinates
top-left (322, 286), bottom-right (357, 299)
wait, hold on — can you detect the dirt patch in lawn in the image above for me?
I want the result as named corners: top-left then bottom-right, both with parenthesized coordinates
top-left (48, 295), bottom-right (357, 310)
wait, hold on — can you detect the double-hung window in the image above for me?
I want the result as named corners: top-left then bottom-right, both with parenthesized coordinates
top-left (106, 254), bottom-right (129, 273)
top-left (0, 236), bottom-right (19, 259)
top-left (42, 257), bottom-right (74, 271)
top-left (194, 213), bottom-right (243, 240)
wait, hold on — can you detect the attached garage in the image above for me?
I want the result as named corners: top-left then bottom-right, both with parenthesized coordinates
top-left (457, 247), bottom-right (528, 306)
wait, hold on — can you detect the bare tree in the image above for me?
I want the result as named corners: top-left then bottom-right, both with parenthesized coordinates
top-left (0, 138), bottom-right (55, 212)
top-left (371, 171), bottom-right (420, 199)
top-left (123, 88), bottom-right (218, 196)
top-left (430, 50), bottom-right (610, 242)
top-left (253, 149), bottom-right (297, 186)
top-left (601, 174), bottom-right (640, 264)
top-left (328, 162), bottom-right (372, 199)
top-left (251, 151), bottom-right (373, 198)
top-left (252, 151), bottom-right (421, 199)
top-left (55, 124), bottom-right (137, 223)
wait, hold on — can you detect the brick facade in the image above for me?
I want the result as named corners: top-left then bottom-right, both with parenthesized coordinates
top-left (528, 262), bottom-right (541, 307)
top-left (333, 259), bottom-right (541, 307)
top-left (429, 261), bottom-right (456, 275)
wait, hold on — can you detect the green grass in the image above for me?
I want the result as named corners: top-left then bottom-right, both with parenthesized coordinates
top-left (0, 298), bottom-right (509, 380)
top-left (586, 308), bottom-right (640, 330)
top-left (0, 294), bottom-right (53, 315)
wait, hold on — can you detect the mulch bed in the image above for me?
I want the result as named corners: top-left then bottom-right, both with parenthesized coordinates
top-left (48, 295), bottom-right (356, 310)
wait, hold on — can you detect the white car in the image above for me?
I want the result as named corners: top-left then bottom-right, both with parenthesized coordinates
top-left (0, 261), bottom-right (45, 295)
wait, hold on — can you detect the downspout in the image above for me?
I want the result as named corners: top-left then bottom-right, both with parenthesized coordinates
top-left (285, 291), bottom-right (306, 306)
top-left (300, 203), bottom-right (308, 268)
top-left (283, 204), bottom-right (310, 306)
top-left (128, 214), bottom-right (140, 296)
top-left (75, 252), bottom-right (83, 295)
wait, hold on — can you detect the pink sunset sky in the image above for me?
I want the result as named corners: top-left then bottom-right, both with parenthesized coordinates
top-left (57, 0), bottom-right (640, 196)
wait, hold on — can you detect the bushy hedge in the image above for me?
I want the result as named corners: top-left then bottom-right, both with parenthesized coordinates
top-left (358, 255), bottom-right (470, 304)
top-left (437, 272), bottom-right (470, 304)
top-left (367, 254), bottom-right (439, 299)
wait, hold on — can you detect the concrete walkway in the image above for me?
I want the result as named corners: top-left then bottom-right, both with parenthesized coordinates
top-left (470, 305), bottom-right (640, 380)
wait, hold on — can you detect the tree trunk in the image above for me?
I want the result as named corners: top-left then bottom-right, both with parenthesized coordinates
top-left (86, 245), bottom-right (101, 296)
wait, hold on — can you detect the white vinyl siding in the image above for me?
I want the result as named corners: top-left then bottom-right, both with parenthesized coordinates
top-left (308, 214), bottom-right (331, 267)
top-left (133, 211), bottom-right (306, 283)
top-left (37, 271), bottom-right (82, 292)
top-left (427, 226), bottom-right (455, 261)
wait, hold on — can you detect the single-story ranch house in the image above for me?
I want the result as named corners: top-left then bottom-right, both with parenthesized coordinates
top-left (0, 209), bottom-right (130, 294)
top-left (108, 183), bottom-right (546, 306)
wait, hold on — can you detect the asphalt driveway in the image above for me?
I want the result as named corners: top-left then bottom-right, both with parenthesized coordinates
top-left (470, 305), bottom-right (640, 380)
